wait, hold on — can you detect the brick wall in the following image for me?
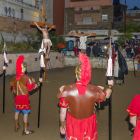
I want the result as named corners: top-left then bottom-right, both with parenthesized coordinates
top-left (100, 5), bottom-right (114, 30)
top-left (64, 8), bottom-right (75, 34)
top-left (0, 16), bottom-right (37, 35)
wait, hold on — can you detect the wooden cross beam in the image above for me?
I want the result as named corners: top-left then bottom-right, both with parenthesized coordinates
top-left (30, 7), bottom-right (56, 28)
top-left (30, 7), bottom-right (56, 81)
top-left (69, 33), bottom-right (96, 37)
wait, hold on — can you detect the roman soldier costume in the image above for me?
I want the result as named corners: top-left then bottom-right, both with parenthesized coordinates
top-left (10, 55), bottom-right (41, 135)
top-left (58, 54), bottom-right (110, 140)
top-left (127, 95), bottom-right (140, 140)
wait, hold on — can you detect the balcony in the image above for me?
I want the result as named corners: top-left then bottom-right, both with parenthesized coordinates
top-left (0, 6), bottom-right (39, 22)
top-left (74, 21), bottom-right (100, 28)
top-left (77, 21), bottom-right (98, 25)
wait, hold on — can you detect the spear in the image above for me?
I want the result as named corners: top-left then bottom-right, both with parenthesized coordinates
top-left (106, 37), bottom-right (112, 140)
top-left (38, 40), bottom-right (45, 128)
top-left (3, 42), bottom-right (8, 113)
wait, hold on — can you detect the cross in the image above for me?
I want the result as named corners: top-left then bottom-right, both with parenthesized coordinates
top-left (69, 33), bottom-right (96, 37)
top-left (30, 7), bottom-right (55, 81)
top-left (30, 7), bottom-right (56, 29)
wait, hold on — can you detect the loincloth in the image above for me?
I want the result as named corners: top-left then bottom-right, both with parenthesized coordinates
top-left (43, 39), bottom-right (52, 46)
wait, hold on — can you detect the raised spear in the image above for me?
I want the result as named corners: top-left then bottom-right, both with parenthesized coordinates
top-left (106, 37), bottom-right (112, 140)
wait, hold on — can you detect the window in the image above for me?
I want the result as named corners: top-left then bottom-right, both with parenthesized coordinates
top-left (79, 7), bottom-right (83, 11)
top-left (90, 7), bottom-right (94, 10)
top-left (83, 16), bottom-right (92, 25)
top-left (102, 15), bottom-right (108, 22)
top-left (131, 13), bottom-right (136, 16)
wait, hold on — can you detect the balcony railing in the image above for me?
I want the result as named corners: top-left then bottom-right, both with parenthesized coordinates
top-left (0, 6), bottom-right (39, 22)
top-left (9, 0), bottom-right (39, 9)
top-left (76, 21), bottom-right (97, 25)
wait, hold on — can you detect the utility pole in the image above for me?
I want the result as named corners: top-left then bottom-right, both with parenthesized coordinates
top-left (124, 0), bottom-right (126, 33)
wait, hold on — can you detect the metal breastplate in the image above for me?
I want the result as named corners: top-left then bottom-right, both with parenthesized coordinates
top-left (58, 84), bottom-right (106, 119)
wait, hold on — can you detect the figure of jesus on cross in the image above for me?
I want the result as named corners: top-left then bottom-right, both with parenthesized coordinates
top-left (34, 22), bottom-right (54, 58)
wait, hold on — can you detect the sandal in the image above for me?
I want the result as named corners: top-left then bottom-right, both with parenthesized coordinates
top-left (22, 129), bottom-right (34, 135)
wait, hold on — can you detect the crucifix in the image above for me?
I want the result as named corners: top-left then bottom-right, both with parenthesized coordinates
top-left (30, 7), bottom-right (55, 82)
top-left (30, 7), bottom-right (56, 28)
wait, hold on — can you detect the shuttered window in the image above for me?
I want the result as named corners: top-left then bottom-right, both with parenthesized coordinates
top-left (102, 15), bottom-right (108, 22)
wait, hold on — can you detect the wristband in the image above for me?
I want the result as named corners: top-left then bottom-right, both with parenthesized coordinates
top-left (37, 81), bottom-right (41, 87)
top-left (60, 121), bottom-right (66, 128)
top-left (108, 85), bottom-right (113, 90)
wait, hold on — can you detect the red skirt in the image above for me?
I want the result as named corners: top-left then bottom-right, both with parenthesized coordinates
top-left (66, 112), bottom-right (97, 140)
top-left (133, 120), bottom-right (140, 140)
top-left (15, 94), bottom-right (30, 110)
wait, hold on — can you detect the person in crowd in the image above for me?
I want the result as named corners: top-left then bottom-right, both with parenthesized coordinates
top-left (126, 45), bottom-right (131, 58)
top-left (12, 9), bottom-right (15, 18)
top-left (62, 48), bottom-right (67, 55)
top-left (114, 50), bottom-right (128, 85)
top-left (8, 7), bottom-right (11, 17)
top-left (4, 6), bottom-right (7, 16)
top-left (92, 43), bottom-right (99, 57)
top-left (133, 44), bottom-right (139, 58)
top-left (74, 46), bottom-right (79, 56)
top-left (114, 41), bottom-right (118, 52)
top-left (121, 48), bottom-right (127, 58)
top-left (122, 44), bottom-right (126, 49)
top-left (86, 45), bottom-right (91, 57)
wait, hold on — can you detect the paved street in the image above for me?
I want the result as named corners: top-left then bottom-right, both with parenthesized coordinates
top-left (0, 67), bottom-right (138, 140)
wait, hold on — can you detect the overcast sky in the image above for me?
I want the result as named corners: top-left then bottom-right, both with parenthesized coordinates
top-left (114, 0), bottom-right (140, 9)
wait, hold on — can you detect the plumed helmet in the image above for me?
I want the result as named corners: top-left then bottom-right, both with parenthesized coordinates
top-left (16, 55), bottom-right (27, 74)
top-left (75, 54), bottom-right (91, 85)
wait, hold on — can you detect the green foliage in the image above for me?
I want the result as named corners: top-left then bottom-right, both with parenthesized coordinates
top-left (117, 33), bottom-right (133, 49)
top-left (0, 30), bottom-right (67, 52)
top-left (116, 22), bottom-right (140, 33)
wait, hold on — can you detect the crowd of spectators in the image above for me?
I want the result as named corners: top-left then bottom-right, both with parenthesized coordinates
top-left (121, 39), bottom-right (140, 58)
top-left (73, 39), bottom-right (140, 59)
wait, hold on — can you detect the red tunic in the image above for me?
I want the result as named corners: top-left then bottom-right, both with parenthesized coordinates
top-left (13, 76), bottom-right (35, 110)
top-left (126, 95), bottom-right (140, 140)
top-left (59, 89), bottom-right (107, 140)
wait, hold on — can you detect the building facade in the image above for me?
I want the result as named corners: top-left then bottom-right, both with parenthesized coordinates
top-left (64, 0), bottom-right (113, 35)
top-left (125, 9), bottom-right (140, 21)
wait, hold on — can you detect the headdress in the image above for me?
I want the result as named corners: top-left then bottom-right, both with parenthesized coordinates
top-left (75, 54), bottom-right (91, 95)
top-left (16, 55), bottom-right (27, 80)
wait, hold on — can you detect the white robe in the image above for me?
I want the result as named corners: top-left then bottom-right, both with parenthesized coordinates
top-left (79, 36), bottom-right (87, 50)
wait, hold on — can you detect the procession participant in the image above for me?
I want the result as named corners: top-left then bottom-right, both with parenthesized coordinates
top-left (0, 66), bottom-right (6, 76)
top-left (34, 22), bottom-right (54, 59)
top-left (75, 32), bottom-right (91, 54)
top-left (10, 55), bottom-right (43, 135)
top-left (126, 95), bottom-right (140, 140)
top-left (114, 50), bottom-right (128, 85)
top-left (57, 53), bottom-right (114, 140)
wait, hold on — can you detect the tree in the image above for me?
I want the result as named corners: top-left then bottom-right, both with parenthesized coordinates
top-left (117, 32), bottom-right (133, 48)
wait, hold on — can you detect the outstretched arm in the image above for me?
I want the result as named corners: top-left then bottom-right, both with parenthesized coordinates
top-left (34, 22), bottom-right (43, 31)
top-left (48, 25), bottom-right (54, 32)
